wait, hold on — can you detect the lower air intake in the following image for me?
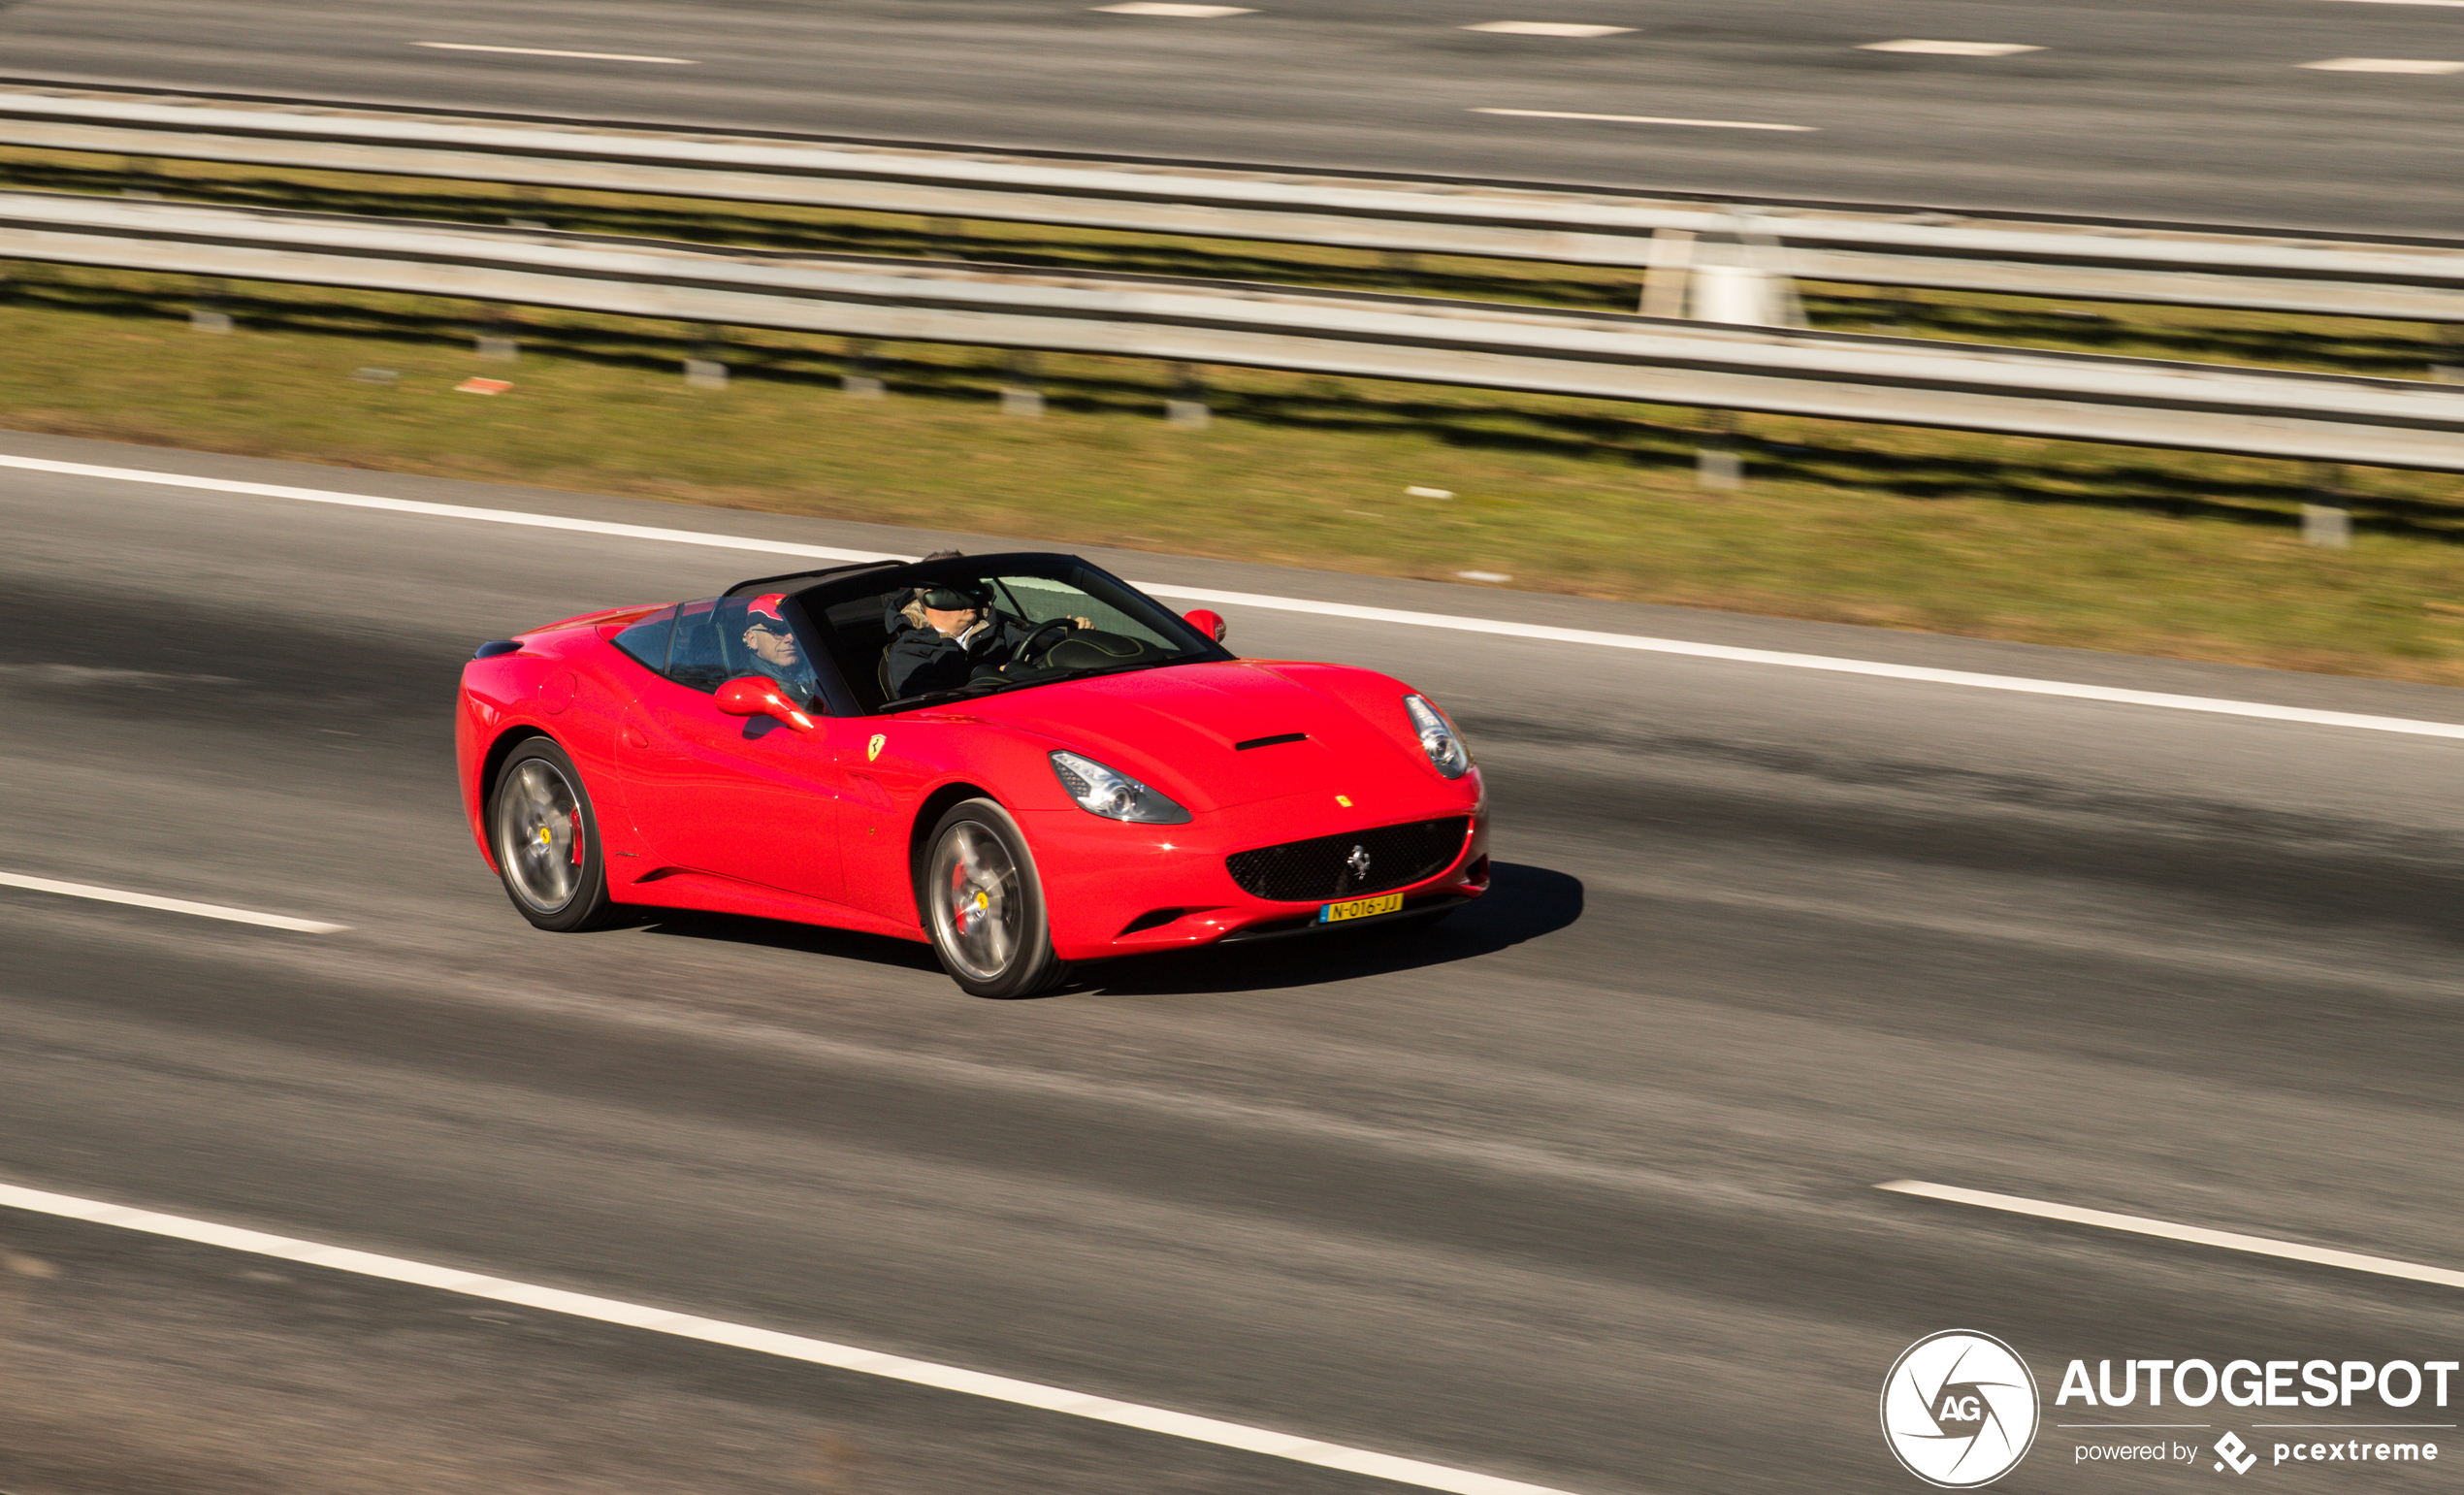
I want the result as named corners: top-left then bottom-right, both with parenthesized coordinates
top-left (1224, 817), bottom-right (1470, 902)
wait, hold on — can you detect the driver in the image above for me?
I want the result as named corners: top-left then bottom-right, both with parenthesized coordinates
top-left (739, 594), bottom-right (820, 703)
top-left (882, 577), bottom-right (1036, 699)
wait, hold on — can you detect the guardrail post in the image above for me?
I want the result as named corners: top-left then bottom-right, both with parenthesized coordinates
top-left (507, 185), bottom-right (548, 232)
top-left (188, 276), bottom-right (230, 334)
top-left (843, 339), bottom-right (885, 399)
top-left (473, 307), bottom-right (518, 361)
top-left (1001, 350), bottom-right (1044, 417)
top-left (2303, 463), bottom-right (2351, 548)
top-left (930, 216), bottom-right (966, 261)
top-left (1684, 213), bottom-right (1804, 328)
top-left (1689, 266), bottom-right (1781, 325)
top-left (1698, 411), bottom-right (1742, 490)
top-left (119, 154), bottom-right (163, 201)
top-left (1166, 364), bottom-right (1210, 430)
top-left (1640, 228), bottom-right (1693, 318)
top-left (684, 327), bottom-right (728, 390)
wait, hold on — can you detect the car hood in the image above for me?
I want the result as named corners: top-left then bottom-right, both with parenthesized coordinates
top-left (961, 660), bottom-right (1429, 810)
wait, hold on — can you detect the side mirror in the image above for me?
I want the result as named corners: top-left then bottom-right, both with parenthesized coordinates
top-left (1184, 608), bottom-right (1228, 644)
top-left (715, 675), bottom-right (818, 732)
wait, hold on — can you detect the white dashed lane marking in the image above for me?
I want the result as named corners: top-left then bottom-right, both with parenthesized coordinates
top-left (2300, 56), bottom-right (2464, 71)
top-left (1474, 108), bottom-right (1814, 130)
top-left (0, 871), bottom-right (348, 933)
top-left (413, 43), bottom-right (697, 63)
top-left (0, 1182), bottom-right (1583, 1495)
top-left (1859, 39), bottom-right (2042, 56)
top-left (1462, 21), bottom-right (1633, 36)
top-left (1880, 1181), bottom-right (2464, 1292)
top-left (1092, 3), bottom-right (1257, 14)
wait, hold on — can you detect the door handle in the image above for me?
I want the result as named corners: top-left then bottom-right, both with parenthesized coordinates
top-left (621, 724), bottom-right (650, 749)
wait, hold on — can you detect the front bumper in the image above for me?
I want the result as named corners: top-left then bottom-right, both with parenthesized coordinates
top-left (1022, 772), bottom-right (1489, 962)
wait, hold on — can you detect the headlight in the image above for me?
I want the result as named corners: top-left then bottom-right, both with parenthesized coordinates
top-left (1050, 750), bottom-right (1191, 824)
top-left (1403, 695), bottom-right (1472, 779)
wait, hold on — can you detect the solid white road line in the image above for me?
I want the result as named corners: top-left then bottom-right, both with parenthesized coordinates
top-left (0, 871), bottom-right (347, 933)
top-left (1859, 40), bottom-right (2042, 56)
top-left (2299, 56), bottom-right (2464, 71)
top-left (7, 450), bottom-right (2464, 742)
top-left (0, 1181), bottom-right (1580, 1495)
top-left (1878, 1181), bottom-right (2464, 1292)
top-left (1474, 108), bottom-right (1815, 130)
top-left (1462, 21), bottom-right (1634, 36)
top-left (414, 43), bottom-right (697, 64)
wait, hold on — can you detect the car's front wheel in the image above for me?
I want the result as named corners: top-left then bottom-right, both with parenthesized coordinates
top-left (923, 797), bottom-right (1064, 998)
top-left (489, 736), bottom-right (619, 932)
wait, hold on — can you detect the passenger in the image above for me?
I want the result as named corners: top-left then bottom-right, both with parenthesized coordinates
top-left (738, 594), bottom-right (820, 702)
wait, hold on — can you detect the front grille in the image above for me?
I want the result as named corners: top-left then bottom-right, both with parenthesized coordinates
top-left (1224, 817), bottom-right (1470, 902)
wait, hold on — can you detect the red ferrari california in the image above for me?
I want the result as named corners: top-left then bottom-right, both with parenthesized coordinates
top-left (456, 552), bottom-right (1489, 995)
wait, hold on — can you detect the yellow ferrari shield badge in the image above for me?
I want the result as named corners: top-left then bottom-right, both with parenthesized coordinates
top-left (866, 733), bottom-right (887, 762)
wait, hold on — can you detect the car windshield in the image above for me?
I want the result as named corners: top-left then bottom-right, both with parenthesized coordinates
top-left (804, 559), bottom-right (1216, 714)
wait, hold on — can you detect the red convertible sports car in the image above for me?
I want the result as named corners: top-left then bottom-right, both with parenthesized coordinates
top-left (456, 552), bottom-right (1489, 995)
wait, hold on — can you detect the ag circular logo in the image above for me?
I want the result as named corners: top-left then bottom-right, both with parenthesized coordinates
top-left (1881, 1330), bottom-right (2040, 1487)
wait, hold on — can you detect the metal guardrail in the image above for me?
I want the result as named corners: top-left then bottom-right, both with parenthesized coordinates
top-left (4, 88), bottom-right (2464, 324)
top-left (3, 192), bottom-right (2457, 471)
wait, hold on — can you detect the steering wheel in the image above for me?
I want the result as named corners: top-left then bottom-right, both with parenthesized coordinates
top-left (1005, 617), bottom-right (1078, 671)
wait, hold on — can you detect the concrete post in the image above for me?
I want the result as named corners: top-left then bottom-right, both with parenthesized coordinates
top-left (1689, 265), bottom-right (1783, 326)
top-left (1166, 364), bottom-right (1210, 430)
top-left (189, 276), bottom-right (230, 334)
top-left (1001, 350), bottom-right (1044, 416)
top-left (2303, 462), bottom-right (2351, 548)
top-left (2434, 329), bottom-right (2464, 384)
top-left (843, 339), bottom-right (885, 398)
top-left (682, 327), bottom-right (727, 389)
top-left (1639, 228), bottom-right (1694, 318)
top-left (1698, 410), bottom-right (1742, 490)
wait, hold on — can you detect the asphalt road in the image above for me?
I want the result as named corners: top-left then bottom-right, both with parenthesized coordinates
top-left (7, 431), bottom-right (2464, 1493)
top-left (0, 0), bottom-right (2459, 234)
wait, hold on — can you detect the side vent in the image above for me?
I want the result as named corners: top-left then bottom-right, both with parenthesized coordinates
top-left (1233, 732), bottom-right (1309, 751)
top-left (473, 640), bottom-right (520, 659)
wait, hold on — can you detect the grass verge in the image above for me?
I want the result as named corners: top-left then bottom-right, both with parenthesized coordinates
top-left (6, 262), bottom-right (2464, 684)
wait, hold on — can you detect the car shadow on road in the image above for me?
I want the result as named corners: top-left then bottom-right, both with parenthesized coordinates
top-left (628, 906), bottom-right (948, 974)
top-left (1070, 861), bottom-right (1584, 997)
top-left (616, 861), bottom-right (1582, 997)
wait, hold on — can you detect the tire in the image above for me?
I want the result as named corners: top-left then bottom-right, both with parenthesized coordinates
top-left (921, 797), bottom-right (1066, 998)
top-left (488, 736), bottom-right (619, 932)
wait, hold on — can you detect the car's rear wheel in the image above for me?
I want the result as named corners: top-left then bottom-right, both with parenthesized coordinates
top-left (923, 798), bottom-right (1065, 998)
top-left (489, 737), bottom-right (618, 932)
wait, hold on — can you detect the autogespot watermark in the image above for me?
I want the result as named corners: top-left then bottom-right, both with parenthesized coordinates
top-left (1884, 1335), bottom-right (2456, 1483)
top-left (1883, 1331), bottom-right (2042, 1486)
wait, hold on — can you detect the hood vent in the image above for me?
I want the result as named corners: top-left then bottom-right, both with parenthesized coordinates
top-left (1234, 732), bottom-right (1310, 751)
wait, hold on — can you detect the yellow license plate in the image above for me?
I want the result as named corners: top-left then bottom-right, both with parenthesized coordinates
top-left (1319, 893), bottom-right (1405, 924)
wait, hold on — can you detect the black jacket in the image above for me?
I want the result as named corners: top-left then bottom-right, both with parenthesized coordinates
top-left (883, 610), bottom-right (1034, 699)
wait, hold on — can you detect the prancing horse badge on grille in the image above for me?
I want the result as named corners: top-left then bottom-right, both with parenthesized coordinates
top-left (1345, 845), bottom-right (1373, 881)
